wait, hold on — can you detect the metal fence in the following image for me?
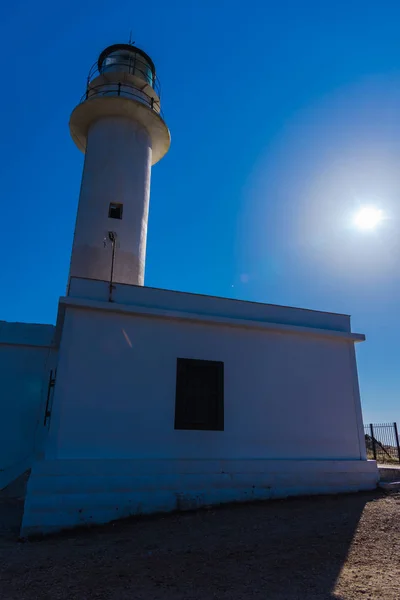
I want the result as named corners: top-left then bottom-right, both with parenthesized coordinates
top-left (364, 422), bottom-right (400, 464)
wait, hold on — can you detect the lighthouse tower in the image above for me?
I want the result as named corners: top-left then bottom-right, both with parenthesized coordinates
top-left (68, 43), bottom-right (170, 287)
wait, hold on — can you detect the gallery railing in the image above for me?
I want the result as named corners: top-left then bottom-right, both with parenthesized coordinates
top-left (80, 82), bottom-right (163, 118)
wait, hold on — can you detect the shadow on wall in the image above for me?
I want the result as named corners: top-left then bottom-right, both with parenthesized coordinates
top-left (0, 490), bottom-right (377, 598)
top-left (0, 471), bottom-right (29, 538)
top-left (0, 322), bottom-right (56, 490)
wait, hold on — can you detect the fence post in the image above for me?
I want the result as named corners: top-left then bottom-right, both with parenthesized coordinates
top-left (393, 422), bottom-right (400, 464)
top-left (370, 423), bottom-right (377, 461)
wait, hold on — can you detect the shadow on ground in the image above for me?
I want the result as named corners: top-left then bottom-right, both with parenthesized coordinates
top-left (0, 488), bottom-right (395, 599)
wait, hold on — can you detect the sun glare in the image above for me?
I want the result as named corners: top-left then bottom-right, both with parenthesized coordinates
top-left (354, 206), bottom-right (383, 230)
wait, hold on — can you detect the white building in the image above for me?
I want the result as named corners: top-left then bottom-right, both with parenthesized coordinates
top-left (0, 42), bottom-right (378, 536)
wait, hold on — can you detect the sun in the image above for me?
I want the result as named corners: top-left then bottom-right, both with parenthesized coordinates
top-left (354, 206), bottom-right (383, 230)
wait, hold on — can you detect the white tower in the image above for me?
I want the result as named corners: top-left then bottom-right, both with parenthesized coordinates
top-left (68, 43), bottom-right (170, 288)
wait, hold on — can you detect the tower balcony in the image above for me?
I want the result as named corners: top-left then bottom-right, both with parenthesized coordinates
top-left (70, 46), bottom-right (170, 164)
top-left (80, 81), bottom-right (163, 118)
top-left (80, 46), bottom-right (163, 117)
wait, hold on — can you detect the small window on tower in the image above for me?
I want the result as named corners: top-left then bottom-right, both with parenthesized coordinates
top-left (108, 203), bottom-right (123, 219)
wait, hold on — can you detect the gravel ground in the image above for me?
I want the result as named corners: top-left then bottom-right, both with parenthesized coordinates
top-left (0, 490), bottom-right (399, 599)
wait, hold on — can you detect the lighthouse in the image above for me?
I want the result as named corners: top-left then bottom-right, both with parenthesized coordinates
top-left (68, 43), bottom-right (170, 287)
top-left (14, 39), bottom-right (376, 539)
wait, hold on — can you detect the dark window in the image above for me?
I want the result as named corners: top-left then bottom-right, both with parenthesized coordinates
top-left (108, 202), bottom-right (123, 219)
top-left (174, 358), bottom-right (224, 431)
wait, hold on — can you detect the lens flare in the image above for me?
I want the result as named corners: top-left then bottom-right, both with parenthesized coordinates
top-left (354, 206), bottom-right (383, 230)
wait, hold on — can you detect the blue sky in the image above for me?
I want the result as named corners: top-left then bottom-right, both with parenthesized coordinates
top-left (1, 0), bottom-right (400, 425)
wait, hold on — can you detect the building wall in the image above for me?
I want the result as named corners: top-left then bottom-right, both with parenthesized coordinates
top-left (22, 292), bottom-right (377, 536)
top-left (0, 322), bottom-right (56, 489)
top-left (45, 306), bottom-right (365, 461)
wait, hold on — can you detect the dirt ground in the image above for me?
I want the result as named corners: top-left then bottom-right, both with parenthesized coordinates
top-left (0, 490), bottom-right (399, 600)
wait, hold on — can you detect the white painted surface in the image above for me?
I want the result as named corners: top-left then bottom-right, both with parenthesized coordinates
top-left (46, 305), bottom-right (366, 461)
top-left (21, 284), bottom-right (376, 535)
top-left (67, 277), bottom-right (355, 334)
top-left (57, 294), bottom-right (365, 348)
top-left (21, 458), bottom-right (378, 536)
top-left (69, 96), bottom-right (170, 163)
top-left (68, 117), bottom-right (152, 287)
top-left (0, 322), bottom-right (56, 489)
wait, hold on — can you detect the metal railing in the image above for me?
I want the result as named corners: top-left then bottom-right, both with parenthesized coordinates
top-left (81, 82), bottom-right (163, 118)
top-left (364, 422), bottom-right (400, 464)
top-left (87, 56), bottom-right (162, 99)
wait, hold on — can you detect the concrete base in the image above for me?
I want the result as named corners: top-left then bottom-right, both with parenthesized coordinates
top-left (378, 465), bottom-right (400, 481)
top-left (20, 458), bottom-right (379, 537)
top-left (379, 481), bottom-right (400, 491)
